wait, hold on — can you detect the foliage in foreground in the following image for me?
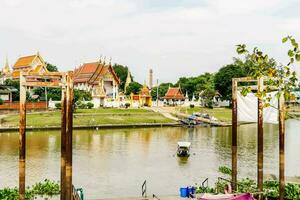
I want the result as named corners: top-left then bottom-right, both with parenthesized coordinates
top-left (0, 179), bottom-right (60, 200)
top-left (196, 166), bottom-right (300, 199)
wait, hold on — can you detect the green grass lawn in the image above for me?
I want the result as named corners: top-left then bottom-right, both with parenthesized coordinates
top-left (1, 108), bottom-right (174, 128)
top-left (176, 107), bottom-right (232, 122)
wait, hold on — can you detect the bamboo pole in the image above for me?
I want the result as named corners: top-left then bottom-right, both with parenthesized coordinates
top-left (60, 74), bottom-right (67, 200)
top-left (279, 93), bottom-right (285, 200)
top-left (257, 77), bottom-right (264, 200)
top-left (231, 79), bottom-right (238, 191)
top-left (65, 72), bottom-right (73, 200)
top-left (19, 72), bottom-right (26, 200)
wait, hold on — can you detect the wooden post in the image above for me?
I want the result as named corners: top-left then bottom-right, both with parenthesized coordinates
top-left (65, 72), bottom-right (73, 200)
top-left (19, 72), bottom-right (26, 200)
top-left (279, 93), bottom-right (285, 200)
top-left (231, 79), bottom-right (238, 191)
top-left (60, 74), bottom-right (67, 200)
top-left (257, 77), bottom-right (264, 200)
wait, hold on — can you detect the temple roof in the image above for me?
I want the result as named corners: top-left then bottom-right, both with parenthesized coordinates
top-left (163, 87), bottom-right (186, 100)
top-left (14, 55), bottom-right (36, 68)
top-left (74, 61), bottom-right (120, 85)
top-left (140, 84), bottom-right (150, 96)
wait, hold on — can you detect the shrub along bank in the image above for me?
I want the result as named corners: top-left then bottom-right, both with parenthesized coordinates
top-left (196, 166), bottom-right (300, 200)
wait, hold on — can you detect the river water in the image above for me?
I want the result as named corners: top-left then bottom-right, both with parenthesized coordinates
top-left (0, 120), bottom-right (300, 199)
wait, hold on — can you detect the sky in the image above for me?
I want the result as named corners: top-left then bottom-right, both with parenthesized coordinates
top-left (1, 0), bottom-right (300, 83)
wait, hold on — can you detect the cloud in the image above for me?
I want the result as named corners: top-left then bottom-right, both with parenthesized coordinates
top-left (0, 0), bottom-right (300, 83)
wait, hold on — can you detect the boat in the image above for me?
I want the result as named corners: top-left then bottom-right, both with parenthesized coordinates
top-left (177, 142), bottom-right (191, 157)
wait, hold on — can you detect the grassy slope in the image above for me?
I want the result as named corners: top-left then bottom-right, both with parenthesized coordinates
top-left (176, 107), bottom-right (232, 122)
top-left (1, 108), bottom-right (174, 127)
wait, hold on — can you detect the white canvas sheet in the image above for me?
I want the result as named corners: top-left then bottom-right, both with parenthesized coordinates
top-left (237, 91), bottom-right (278, 124)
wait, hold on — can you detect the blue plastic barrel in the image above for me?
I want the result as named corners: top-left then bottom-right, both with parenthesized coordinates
top-left (180, 187), bottom-right (188, 197)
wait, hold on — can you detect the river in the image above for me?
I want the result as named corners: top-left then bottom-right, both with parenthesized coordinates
top-left (0, 120), bottom-right (300, 199)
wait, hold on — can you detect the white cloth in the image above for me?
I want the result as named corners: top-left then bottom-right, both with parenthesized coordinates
top-left (237, 91), bottom-right (278, 124)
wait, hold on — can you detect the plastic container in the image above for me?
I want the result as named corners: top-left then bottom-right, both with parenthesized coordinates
top-left (180, 187), bottom-right (188, 197)
top-left (190, 186), bottom-right (196, 194)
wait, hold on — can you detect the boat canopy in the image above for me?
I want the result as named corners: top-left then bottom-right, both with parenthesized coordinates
top-left (177, 142), bottom-right (191, 148)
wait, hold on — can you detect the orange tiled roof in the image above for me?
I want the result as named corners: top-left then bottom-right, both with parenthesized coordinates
top-left (13, 55), bottom-right (36, 68)
top-left (74, 62), bottom-right (120, 85)
top-left (163, 87), bottom-right (186, 100)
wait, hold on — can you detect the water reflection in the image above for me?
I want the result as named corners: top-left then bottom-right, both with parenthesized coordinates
top-left (0, 120), bottom-right (299, 199)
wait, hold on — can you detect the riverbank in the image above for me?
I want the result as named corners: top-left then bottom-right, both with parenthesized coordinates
top-left (175, 107), bottom-right (232, 122)
top-left (0, 108), bottom-right (177, 131)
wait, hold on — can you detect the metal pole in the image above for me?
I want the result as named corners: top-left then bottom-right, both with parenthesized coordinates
top-left (60, 74), bottom-right (67, 200)
top-left (45, 86), bottom-right (48, 110)
top-left (19, 72), bottom-right (26, 200)
top-left (65, 72), bottom-right (73, 200)
top-left (279, 93), bottom-right (285, 200)
top-left (156, 79), bottom-right (159, 107)
top-left (231, 79), bottom-right (237, 191)
top-left (257, 77), bottom-right (264, 200)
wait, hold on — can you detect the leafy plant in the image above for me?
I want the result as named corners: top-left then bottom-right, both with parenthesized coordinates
top-left (236, 36), bottom-right (299, 104)
top-left (218, 166), bottom-right (232, 176)
top-left (0, 98), bottom-right (3, 105)
top-left (0, 179), bottom-right (60, 200)
top-left (86, 102), bottom-right (94, 109)
top-left (55, 102), bottom-right (61, 109)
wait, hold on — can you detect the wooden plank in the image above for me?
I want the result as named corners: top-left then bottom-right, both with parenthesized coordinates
top-left (279, 93), bottom-right (285, 200)
top-left (24, 81), bottom-right (62, 88)
top-left (65, 72), bottom-right (74, 200)
top-left (257, 77), bottom-right (264, 200)
top-left (19, 73), bottom-right (26, 200)
top-left (60, 74), bottom-right (67, 200)
top-left (231, 79), bottom-right (238, 191)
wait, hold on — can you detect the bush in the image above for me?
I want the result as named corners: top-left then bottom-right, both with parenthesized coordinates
top-left (0, 98), bottom-right (3, 105)
top-left (55, 103), bottom-right (61, 109)
top-left (76, 101), bottom-right (87, 109)
top-left (86, 102), bottom-right (94, 109)
top-left (190, 104), bottom-right (195, 108)
top-left (125, 103), bottom-right (130, 108)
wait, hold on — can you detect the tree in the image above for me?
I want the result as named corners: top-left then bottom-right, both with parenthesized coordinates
top-left (113, 64), bottom-right (132, 91)
top-left (236, 36), bottom-right (299, 102)
top-left (4, 79), bottom-right (20, 101)
top-left (33, 87), bottom-right (62, 101)
top-left (125, 82), bottom-right (142, 95)
top-left (214, 64), bottom-right (247, 101)
top-left (175, 73), bottom-right (214, 99)
top-left (46, 63), bottom-right (58, 72)
top-left (151, 82), bottom-right (173, 100)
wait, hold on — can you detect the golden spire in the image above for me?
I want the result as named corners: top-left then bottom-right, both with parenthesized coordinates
top-left (124, 69), bottom-right (132, 93)
top-left (3, 57), bottom-right (10, 73)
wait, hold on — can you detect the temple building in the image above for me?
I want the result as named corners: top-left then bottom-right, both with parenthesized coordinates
top-left (11, 52), bottom-right (48, 79)
top-left (1, 53), bottom-right (48, 84)
top-left (163, 86), bottom-right (186, 105)
top-left (130, 83), bottom-right (152, 107)
top-left (73, 60), bottom-right (120, 107)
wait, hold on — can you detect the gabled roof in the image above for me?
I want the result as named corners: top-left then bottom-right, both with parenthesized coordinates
top-left (13, 53), bottom-right (45, 69)
top-left (140, 85), bottom-right (150, 96)
top-left (163, 87), bottom-right (186, 100)
top-left (74, 61), bottom-right (120, 85)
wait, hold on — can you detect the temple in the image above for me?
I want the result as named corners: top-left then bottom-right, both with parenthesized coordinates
top-left (1, 53), bottom-right (48, 84)
top-left (73, 60), bottom-right (120, 107)
top-left (11, 52), bottom-right (48, 79)
top-left (163, 86), bottom-right (186, 105)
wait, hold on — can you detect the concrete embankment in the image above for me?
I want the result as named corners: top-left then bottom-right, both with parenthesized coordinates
top-left (0, 122), bottom-right (181, 132)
